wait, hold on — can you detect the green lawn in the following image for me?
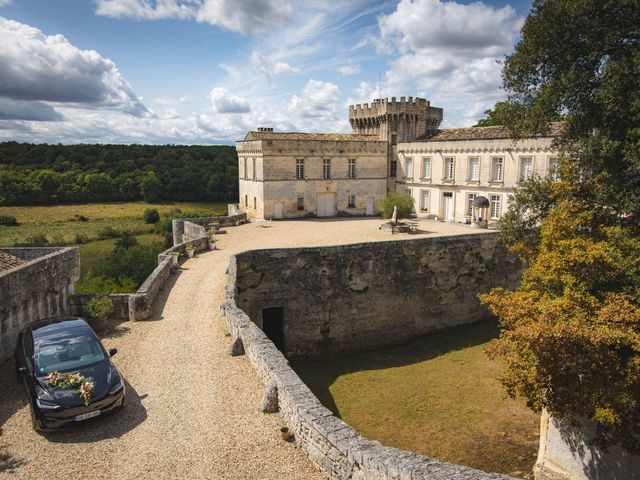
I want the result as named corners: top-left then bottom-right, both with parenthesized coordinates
top-left (0, 201), bottom-right (227, 246)
top-left (0, 201), bottom-right (228, 293)
top-left (293, 320), bottom-right (539, 479)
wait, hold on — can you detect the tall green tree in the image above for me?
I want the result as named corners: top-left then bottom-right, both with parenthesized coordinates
top-left (139, 171), bottom-right (162, 202)
top-left (474, 101), bottom-right (522, 127)
top-left (482, 0), bottom-right (640, 452)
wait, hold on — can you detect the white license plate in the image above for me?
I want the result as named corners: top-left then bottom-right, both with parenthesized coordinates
top-left (75, 410), bottom-right (100, 421)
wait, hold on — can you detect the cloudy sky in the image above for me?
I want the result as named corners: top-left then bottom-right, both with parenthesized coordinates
top-left (0, 0), bottom-right (531, 145)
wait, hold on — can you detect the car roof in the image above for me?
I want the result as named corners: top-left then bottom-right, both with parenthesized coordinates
top-left (30, 317), bottom-right (93, 341)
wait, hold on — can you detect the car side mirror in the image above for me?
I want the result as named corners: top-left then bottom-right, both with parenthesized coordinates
top-left (18, 366), bottom-right (27, 375)
top-left (108, 348), bottom-right (118, 357)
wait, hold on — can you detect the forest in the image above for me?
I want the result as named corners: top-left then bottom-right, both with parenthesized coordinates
top-left (0, 142), bottom-right (239, 205)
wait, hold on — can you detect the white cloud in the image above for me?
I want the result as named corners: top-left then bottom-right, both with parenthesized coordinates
top-left (285, 79), bottom-right (343, 124)
top-left (249, 50), bottom-right (271, 78)
top-left (0, 0), bottom-right (12, 6)
top-left (349, 81), bottom-right (379, 105)
top-left (196, 0), bottom-right (292, 34)
top-left (374, 0), bottom-right (523, 126)
top-left (96, 0), bottom-right (292, 34)
top-left (337, 64), bottom-right (361, 76)
top-left (0, 98), bottom-right (65, 121)
top-left (378, 0), bottom-right (521, 56)
top-left (209, 87), bottom-right (251, 113)
top-left (0, 17), bottom-right (148, 117)
top-left (274, 62), bottom-right (299, 75)
top-left (95, 0), bottom-right (196, 20)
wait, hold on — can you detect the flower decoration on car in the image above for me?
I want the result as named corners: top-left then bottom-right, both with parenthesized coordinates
top-left (47, 371), bottom-right (96, 406)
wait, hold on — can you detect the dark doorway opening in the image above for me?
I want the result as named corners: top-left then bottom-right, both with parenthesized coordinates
top-left (262, 307), bottom-right (285, 355)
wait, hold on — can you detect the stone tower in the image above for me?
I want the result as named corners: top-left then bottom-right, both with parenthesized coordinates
top-left (348, 96), bottom-right (443, 144)
top-left (349, 96), bottom-right (443, 193)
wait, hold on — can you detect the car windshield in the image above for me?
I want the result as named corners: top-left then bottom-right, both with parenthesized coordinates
top-left (35, 335), bottom-right (105, 374)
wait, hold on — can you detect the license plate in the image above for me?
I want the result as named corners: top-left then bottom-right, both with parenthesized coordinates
top-left (75, 410), bottom-right (100, 421)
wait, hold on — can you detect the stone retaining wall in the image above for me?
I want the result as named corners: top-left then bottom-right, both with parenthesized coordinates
top-left (235, 233), bottom-right (520, 360)
top-left (534, 411), bottom-right (640, 480)
top-left (69, 220), bottom-right (210, 322)
top-left (223, 254), bottom-right (513, 480)
top-left (0, 247), bottom-right (80, 362)
top-left (69, 293), bottom-right (130, 320)
top-left (172, 211), bottom-right (247, 245)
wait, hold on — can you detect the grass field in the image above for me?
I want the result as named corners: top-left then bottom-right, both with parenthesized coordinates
top-left (293, 320), bottom-right (539, 479)
top-left (0, 202), bottom-right (227, 247)
top-left (0, 202), bottom-right (228, 291)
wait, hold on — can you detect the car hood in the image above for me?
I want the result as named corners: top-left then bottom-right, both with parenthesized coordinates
top-left (37, 361), bottom-right (119, 407)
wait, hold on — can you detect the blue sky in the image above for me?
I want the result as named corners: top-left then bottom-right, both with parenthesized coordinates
top-left (0, 0), bottom-right (532, 145)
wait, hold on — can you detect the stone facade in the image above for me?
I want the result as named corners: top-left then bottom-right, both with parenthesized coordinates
top-left (237, 97), bottom-right (560, 224)
top-left (223, 252), bottom-right (515, 480)
top-left (237, 132), bottom-right (388, 219)
top-left (0, 247), bottom-right (80, 362)
top-left (397, 127), bottom-right (560, 224)
top-left (234, 232), bottom-right (520, 360)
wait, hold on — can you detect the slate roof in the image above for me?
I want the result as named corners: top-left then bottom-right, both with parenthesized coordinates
top-left (419, 122), bottom-right (564, 142)
top-left (0, 252), bottom-right (25, 272)
top-left (243, 131), bottom-right (381, 142)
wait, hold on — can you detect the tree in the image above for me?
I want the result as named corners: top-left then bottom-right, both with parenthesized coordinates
top-left (481, 0), bottom-right (640, 452)
top-left (140, 172), bottom-right (162, 202)
top-left (474, 101), bottom-right (520, 127)
top-left (143, 208), bottom-right (160, 224)
top-left (379, 193), bottom-right (414, 219)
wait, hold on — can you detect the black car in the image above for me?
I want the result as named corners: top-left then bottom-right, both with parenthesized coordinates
top-left (14, 317), bottom-right (125, 431)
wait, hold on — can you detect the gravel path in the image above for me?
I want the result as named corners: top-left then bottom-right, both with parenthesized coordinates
top-left (0, 218), bottom-right (485, 479)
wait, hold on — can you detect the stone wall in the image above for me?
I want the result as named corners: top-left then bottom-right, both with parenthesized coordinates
top-left (235, 232), bottom-right (520, 360)
top-left (172, 213), bottom-right (247, 244)
top-left (69, 220), bottom-right (210, 322)
top-left (0, 247), bottom-right (80, 362)
top-left (223, 254), bottom-right (513, 480)
top-left (69, 294), bottom-right (130, 320)
top-left (128, 223), bottom-right (210, 321)
top-left (534, 410), bottom-right (640, 480)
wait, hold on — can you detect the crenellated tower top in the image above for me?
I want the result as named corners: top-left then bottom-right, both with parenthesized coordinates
top-left (348, 96), bottom-right (443, 144)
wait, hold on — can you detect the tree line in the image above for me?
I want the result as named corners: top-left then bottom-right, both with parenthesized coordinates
top-left (0, 142), bottom-right (238, 205)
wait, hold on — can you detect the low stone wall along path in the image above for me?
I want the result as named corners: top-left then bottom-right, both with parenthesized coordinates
top-left (0, 218), bottom-right (491, 479)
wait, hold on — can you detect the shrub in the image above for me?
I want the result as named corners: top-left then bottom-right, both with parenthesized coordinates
top-left (50, 235), bottom-right (66, 246)
top-left (75, 274), bottom-right (137, 294)
top-left (97, 226), bottom-right (121, 239)
top-left (143, 208), bottom-right (160, 224)
top-left (74, 233), bottom-right (90, 244)
top-left (379, 194), bottom-right (414, 219)
top-left (0, 215), bottom-right (18, 226)
top-left (83, 296), bottom-right (114, 320)
top-left (14, 234), bottom-right (49, 247)
top-left (92, 241), bottom-right (164, 287)
top-left (115, 232), bottom-right (138, 250)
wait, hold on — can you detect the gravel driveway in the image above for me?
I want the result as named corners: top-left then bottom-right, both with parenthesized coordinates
top-left (0, 218), bottom-right (484, 479)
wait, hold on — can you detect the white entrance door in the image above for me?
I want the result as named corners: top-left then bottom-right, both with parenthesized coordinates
top-left (365, 198), bottom-right (374, 216)
top-left (317, 193), bottom-right (336, 217)
top-left (274, 203), bottom-right (284, 219)
top-left (443, 192), bottom-right (454, 221)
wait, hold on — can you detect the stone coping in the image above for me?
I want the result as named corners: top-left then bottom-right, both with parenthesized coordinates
top-left (222, 242), bottom-right (515, 480)
top-left (71, 220), bottom-right (210, 322)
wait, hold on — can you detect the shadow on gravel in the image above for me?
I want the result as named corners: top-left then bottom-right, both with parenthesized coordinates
top-left (43, 379), bottom-right (147, 444)
top-left (0, 446), bottom-right (25, 473)
top-left (0, 359), bottom-right (26, 432)
top-left (146, 268), bottom-right (183, 321)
